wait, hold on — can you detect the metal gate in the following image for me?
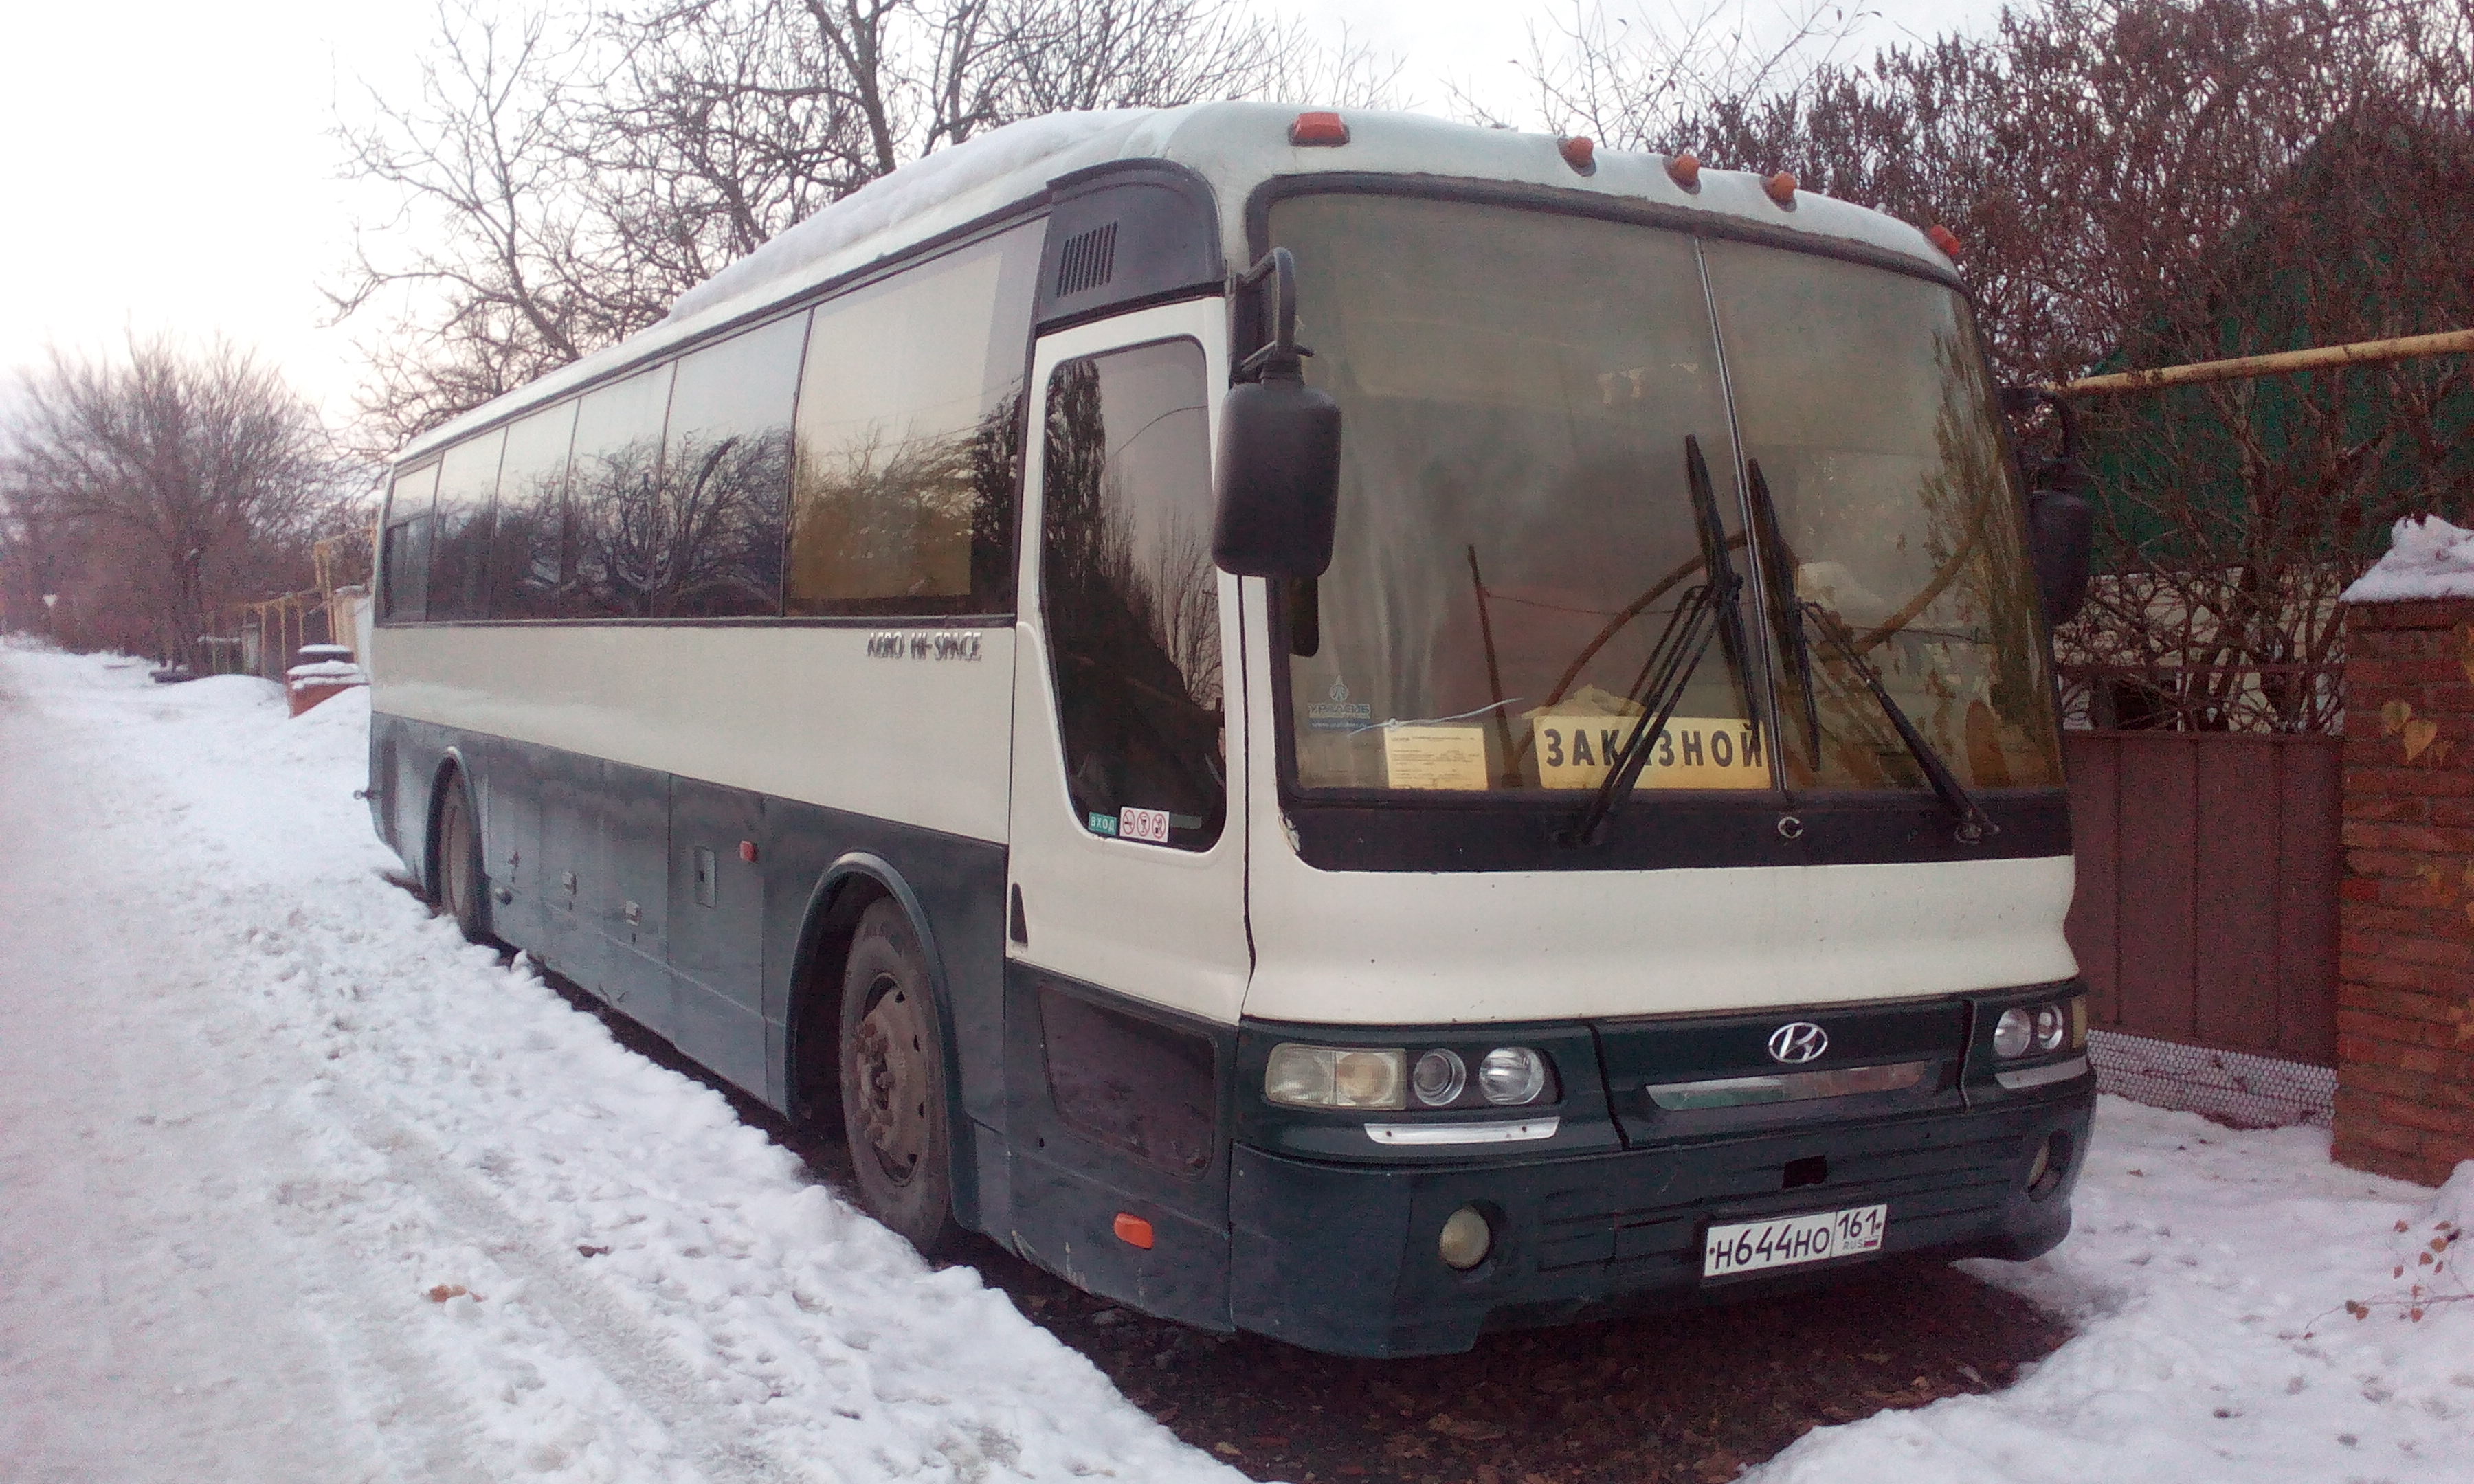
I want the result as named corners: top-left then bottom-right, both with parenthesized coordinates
top-left (2062, 731), bottom-right (2343, 1118)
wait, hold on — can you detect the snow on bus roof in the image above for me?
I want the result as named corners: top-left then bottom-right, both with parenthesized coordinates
top-left (393, 102), bottom-right (1952, 468)
top-left (662, 109), bottom-right (1151, 326)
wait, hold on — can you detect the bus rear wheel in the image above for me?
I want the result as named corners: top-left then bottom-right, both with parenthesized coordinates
top-left (435, 775), bottom-right (490, 946)
top-left (838, 900), bottom-right (963, 1256)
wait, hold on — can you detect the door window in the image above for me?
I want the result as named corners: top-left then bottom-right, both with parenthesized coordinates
top-left (1038, 339), bottom-right (1224, 851)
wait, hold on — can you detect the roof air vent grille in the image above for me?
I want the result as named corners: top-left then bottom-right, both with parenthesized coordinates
top-left (1056, 222), bottom-right (1118, 298)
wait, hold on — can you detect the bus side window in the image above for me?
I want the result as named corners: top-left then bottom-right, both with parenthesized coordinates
top-left (785, 221), bottom-right (1040, 616)
top-left (426, 429), bottom-right (506, 622)
top-left (1038, 339), bottom-right (1225, 852)
top-left (483, 401), bottom-right (580, 620)
top-left (654, 313), bottom-right (806, 618)
top-left (563, 364), bottom-right (679, 619)
top-left (379, 460), bottom-right (441, 624)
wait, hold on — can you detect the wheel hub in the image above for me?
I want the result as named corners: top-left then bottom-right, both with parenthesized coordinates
top-left (852, 982), bottom-right (929, 1182)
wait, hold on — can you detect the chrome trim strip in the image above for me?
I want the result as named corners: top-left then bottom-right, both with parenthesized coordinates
top-left (1363, 1117), bottom-right (1561, 1145)
top-left (1644, 1059), bottom-right (1935, 1111)
top-left (1997, 1054), bottom-right (2091, 1091)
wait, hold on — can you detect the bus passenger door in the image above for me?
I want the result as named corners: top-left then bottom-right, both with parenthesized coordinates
top-left (1003, 301), bottom-right (1249, 1327)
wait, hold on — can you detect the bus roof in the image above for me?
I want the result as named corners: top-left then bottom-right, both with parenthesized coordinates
top-left (395, 101), bottom-right (1953, 466)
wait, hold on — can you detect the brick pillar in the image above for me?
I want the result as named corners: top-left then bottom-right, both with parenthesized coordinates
top-left (2336, 596), bottom-right (2474, 1184)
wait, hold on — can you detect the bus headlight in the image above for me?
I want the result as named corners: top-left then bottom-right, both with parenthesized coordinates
top-left (1412, 1048), bottom-right (1467, 1106)
top-left (1266, 1044), bottom-right (1406, 1109)
top-left (1478, 1048), bottom-right (1548, 1105)
top-left (1994, 995), bottom-right (2088, 1059)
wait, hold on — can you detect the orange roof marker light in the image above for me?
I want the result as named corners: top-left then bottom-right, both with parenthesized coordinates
top-left (1927, 224), bottom-right (1964, 258)
top-left (1289, 111), bottom-right (1350, 147)
top-left (1558, 135), bottom-right (1596, 175)
top-left (1666, 151), bottom-right (1702, 190)
top-left (1113, 1212), bottom-right (1156, 1249)
top-left (1764, 171), bottom-right (1799, 207)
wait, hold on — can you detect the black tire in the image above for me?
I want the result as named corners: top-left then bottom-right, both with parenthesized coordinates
top-left (435, 774), bottom-right (491, 945)
top-left (838, 899), bottom-right (963, 1256)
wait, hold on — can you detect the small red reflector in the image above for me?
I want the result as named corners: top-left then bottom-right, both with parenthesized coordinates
top-left (1289, 111), bottom-right (1349, 147)
top-left (1558, 135), bottom-right (1596, 173)
top-left (1927, 224), bottom-right (1963, 258)
top-left (738, 840), bottom-right (759, 864)
top-left (1666, 151), bottom-right (1702, 189)
top-left (1765, 171), bottom-right (1799, 205)
top-left (1113, 1212), bottom-right (1156, 1249)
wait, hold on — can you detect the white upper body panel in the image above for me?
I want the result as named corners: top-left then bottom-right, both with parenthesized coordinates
top-left (373, 625), bottom-right (1016, 844)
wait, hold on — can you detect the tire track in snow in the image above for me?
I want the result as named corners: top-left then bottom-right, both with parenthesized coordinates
top-left (314, 1085), bottom-right (791, 1484)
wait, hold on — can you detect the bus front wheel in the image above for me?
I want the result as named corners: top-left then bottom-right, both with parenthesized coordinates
top-left (838, 900), bottom-right (963, 1256)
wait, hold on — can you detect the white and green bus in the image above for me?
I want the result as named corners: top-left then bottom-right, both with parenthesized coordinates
top-left (367, 102), bottom-right (2095, 1357)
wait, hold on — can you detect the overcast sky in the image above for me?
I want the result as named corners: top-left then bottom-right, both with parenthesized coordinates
top-left (0, 1), bottom-right (2010, 423)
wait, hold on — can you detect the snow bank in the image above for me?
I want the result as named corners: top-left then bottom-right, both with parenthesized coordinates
top-left (1752, 1101), bottom-right (2474, 1483)
top-left (0, 646), bottom-right (1240, 1484)
top-left (2343, 515), bottom-right (2474, 603)
top-left (663, 111), bottom-right (1144, 326)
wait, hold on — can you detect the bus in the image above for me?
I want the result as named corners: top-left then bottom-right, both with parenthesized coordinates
top-left (366, 102), bottom-right (2096, 1358)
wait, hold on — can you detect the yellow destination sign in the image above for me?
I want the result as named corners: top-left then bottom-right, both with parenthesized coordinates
top-left (1531, 712), bottom-right (1770, 790)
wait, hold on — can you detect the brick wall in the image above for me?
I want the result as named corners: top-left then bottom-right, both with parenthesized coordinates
top-left (2336, 597), bottom-right (2474, 1184)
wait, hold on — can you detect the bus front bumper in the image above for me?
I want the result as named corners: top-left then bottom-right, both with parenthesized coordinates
top-left (1226, 1079), bottom-right (2092, 1357)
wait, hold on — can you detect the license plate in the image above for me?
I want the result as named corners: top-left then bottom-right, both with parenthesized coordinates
top-left (1702, 1203), bottom-right (1886, 1278)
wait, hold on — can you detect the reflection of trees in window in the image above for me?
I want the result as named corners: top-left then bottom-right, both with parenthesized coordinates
top-left (1041, 347), bottom-right (1223, 850)
top-left (481, 403), bottom-right (579, 619)
top-left (487, 464), bottom-right (574, 618)
top-left (1780, 324), bottom-right (2058, 789)
top-left (788, 387), bottom-right (1023, 612)
top-left (565, 429), bottom-right (789, 617)
top-left (427, 432), bottom-right (504, 621)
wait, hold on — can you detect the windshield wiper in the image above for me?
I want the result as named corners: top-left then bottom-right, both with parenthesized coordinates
top-left (1792, 600), bottom-right (1998, 845)
top-left (1743, 458), bottom-right (1821, 769)
top-left (1565, 436), bottom-right (1742, 848)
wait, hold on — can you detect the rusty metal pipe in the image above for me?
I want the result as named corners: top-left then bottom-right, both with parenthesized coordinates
top-left (2045, 327), bottom-right (2474, 397)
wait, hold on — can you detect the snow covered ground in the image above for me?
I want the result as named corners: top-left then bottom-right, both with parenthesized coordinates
top-left (2, 639), bottom-right (2471, 1484)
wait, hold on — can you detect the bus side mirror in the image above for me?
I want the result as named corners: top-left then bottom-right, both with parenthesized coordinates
top-left (2027, 457), bottom-right (2094, 626)
top-left (1213, 377), bottom-right (1341, 578)
top-left (2001, 385), bottom-right (2094, 627)
top-left (1213, 246), bottom-right (1342, 578)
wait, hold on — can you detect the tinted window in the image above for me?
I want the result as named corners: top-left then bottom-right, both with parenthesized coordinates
top-left (426, 430), bottom-right (506, 621)
top-left (1267, 194), bottom-right (1757, 796)
top-left (379, 460), bottom-right (441, 623)
top-left (564, 364), bottom-right (678, 618)
top-left (788, 222), bottom-right (1040, 614)
top-left (657, 313), bottom-right (805, 616)
top-left (483, 401), bottom-right (579, 619)
top-left (1040, 339), bottom-right (1224, 851)
top-left (1702, 240), bottom-right (2062, 789)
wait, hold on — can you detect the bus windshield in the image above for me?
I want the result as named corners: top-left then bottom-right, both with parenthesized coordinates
top-left (1270, 193), bottom-right (2062, 798)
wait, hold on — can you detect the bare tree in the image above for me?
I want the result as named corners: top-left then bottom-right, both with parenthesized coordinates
top-left (1463, 1), bottom-right (1878, 144)
top-left (0, 337), bottom-right (353, 667)
top-left (335, 0), bottom-right (1399, 455)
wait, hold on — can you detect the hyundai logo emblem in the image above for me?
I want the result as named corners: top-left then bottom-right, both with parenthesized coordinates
top-left (1767, 1022), bottom-right (1829, 1064)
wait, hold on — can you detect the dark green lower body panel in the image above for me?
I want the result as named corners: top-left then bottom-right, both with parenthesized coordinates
top-left (1227, 1083), bottom-right (2091, 1357)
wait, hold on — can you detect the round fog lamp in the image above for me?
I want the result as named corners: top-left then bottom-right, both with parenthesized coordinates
top-left (2032, 1004), bottom-right (2066, 1053)
top-left (1412, 1048), bottom-right (1467, 1106)
top-left (1478, 1047), bottom-right (1547, 1105)
top-left (1439, 1206), bottom-right (1492, 1270)
top-left (2028, 1131), bottom-right (2071, 1199)
top-left (1993, 1007), bottom-right (2033, 1059)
